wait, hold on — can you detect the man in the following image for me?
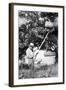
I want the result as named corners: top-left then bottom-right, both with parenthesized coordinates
top-left (25, 43), bottom-right (34, 65)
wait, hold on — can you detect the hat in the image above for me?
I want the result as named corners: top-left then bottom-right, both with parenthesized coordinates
top-left (29, 43), bottom-right (34, 47)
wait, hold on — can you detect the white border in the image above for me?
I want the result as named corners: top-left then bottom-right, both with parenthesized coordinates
top-left (14, 5), bottom-right (63, 85)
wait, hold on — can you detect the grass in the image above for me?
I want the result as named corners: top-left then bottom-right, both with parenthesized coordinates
top-left (19, 62), bottom-right (58, 79)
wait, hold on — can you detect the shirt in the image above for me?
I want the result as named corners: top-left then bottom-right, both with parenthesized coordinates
top-left (26, 48), bottom-right (33, 59)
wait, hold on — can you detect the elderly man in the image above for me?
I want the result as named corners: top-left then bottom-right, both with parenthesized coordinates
top-left (25, 43), bottom-right (34, 65)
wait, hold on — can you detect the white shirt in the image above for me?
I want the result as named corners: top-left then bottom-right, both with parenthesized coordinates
top-left (26, 48), bottom-right (33, 59)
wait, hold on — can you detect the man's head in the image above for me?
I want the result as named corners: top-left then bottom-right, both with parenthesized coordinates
top-left (29, 43), bottom-right (34, 50)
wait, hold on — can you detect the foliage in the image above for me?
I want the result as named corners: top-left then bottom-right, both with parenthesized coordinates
top-left (19, 11), bottom-right (58, 59)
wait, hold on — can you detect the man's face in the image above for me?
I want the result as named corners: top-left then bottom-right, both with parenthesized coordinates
top-left (29, 46), bottom-right (33, 50)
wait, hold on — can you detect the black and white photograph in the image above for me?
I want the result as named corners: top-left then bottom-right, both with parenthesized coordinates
top-left (9, 3), bottom-right (64, 86)
top-left (18, 11), bottom-right (58, 79)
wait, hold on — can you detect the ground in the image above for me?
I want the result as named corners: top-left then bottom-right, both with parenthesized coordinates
top-left (19, 63), bottom-right (58, 79)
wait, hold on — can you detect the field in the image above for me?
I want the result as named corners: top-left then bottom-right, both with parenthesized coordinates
top-left (19, 62), bottom-right (58, 79)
